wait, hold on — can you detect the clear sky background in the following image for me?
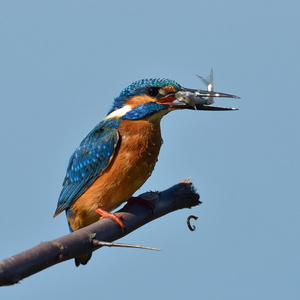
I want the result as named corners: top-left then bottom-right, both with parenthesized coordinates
top-left (0, 1), bottom-right (299, 299)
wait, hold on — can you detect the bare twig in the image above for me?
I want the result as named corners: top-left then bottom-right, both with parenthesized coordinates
top-left (0, 181), bottom-right (200, 286)
top-left (92, 240), bottom-right (162, 251)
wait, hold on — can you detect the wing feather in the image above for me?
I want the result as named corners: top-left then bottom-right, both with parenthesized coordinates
top-left (54, 122), bottom-right (119, 216)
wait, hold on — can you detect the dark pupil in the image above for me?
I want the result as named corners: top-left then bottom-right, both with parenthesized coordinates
top-left (147, 87), bottom-right (159, 97)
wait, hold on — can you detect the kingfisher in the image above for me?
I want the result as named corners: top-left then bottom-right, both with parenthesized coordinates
top-left (53, 77), bottom-right (239, 266)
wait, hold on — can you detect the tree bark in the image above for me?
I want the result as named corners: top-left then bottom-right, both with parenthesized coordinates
top-left (0, 181), bottom-right (200, 286)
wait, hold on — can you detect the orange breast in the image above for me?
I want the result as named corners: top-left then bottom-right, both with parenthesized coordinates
top-left (68, 118), bottom-right (163, 231)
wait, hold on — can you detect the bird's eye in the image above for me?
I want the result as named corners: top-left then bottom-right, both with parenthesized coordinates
top-left (146, 87), bottom-right (159, 97)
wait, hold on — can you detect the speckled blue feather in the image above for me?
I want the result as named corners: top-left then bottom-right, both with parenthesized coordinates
top-left (108, 78), bottom-right (181, 113)
top-left (121, 102), bottom-right (168, 120)
top-left (54, 119), bottom-right (120, 215)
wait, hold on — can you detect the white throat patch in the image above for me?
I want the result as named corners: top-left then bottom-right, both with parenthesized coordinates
top-left (104, 105), bottom-right (132, 120)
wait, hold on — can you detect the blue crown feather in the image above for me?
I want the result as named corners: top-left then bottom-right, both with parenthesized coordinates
top-left (110, 78), bottom-right (181, 111)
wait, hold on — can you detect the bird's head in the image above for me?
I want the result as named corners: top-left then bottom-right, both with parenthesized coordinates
top-left (105, 78), bottom-right (239, 121)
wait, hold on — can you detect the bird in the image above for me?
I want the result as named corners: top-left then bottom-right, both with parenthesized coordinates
top-left (53, 77), bottom-right (239, 266)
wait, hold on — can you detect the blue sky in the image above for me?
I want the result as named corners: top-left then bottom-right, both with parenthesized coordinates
top-left (0, 1), bottom-right (299, 299)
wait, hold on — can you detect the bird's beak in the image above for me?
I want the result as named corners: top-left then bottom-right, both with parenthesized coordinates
top-left (158, 88), bottom-right (240, 111)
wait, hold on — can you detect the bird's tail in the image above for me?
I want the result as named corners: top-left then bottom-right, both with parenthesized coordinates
top-left (64, 209), bottom-right (93, 266)
top-left (75, 254), bottom-right (92, 267)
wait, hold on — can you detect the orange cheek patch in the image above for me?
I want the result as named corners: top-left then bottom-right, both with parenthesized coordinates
top-left (162, 85), bottom-right (177, 94)
top-left (125, 95), bottom-right (154, 108)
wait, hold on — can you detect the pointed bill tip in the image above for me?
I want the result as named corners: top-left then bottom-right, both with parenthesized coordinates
top-left (194, 104), bottom-right (239, 111)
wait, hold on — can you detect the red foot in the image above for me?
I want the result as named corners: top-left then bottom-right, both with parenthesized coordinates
top-left (126, 196), bottom-right (155, 211)
top-left (94, 208), bottom-right (125, 228)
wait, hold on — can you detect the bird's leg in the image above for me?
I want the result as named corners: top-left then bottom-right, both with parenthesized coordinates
top-left (126, 196), bottom-right (155, 211)
top-left (94, 208), bottom-right (125, 228)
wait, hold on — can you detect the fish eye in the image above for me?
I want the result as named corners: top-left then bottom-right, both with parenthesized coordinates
top-left (146, 87), bottom-right (159, 97)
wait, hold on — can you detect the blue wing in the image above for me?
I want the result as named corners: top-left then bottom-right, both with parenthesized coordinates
top-left (54, 121), bottom-right (119, 216)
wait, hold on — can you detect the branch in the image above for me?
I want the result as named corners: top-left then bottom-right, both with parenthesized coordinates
top-left (0, 181), bottom-right (200, 286)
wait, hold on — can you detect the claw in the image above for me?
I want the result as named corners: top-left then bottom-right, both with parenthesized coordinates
top-left (94, 208), bottom-right (125, 229)
top-left (126, 196), bottom-right (155, 213)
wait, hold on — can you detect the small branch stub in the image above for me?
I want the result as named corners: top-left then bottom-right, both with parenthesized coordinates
top-left (92, 239), bottom-right (162, 251)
